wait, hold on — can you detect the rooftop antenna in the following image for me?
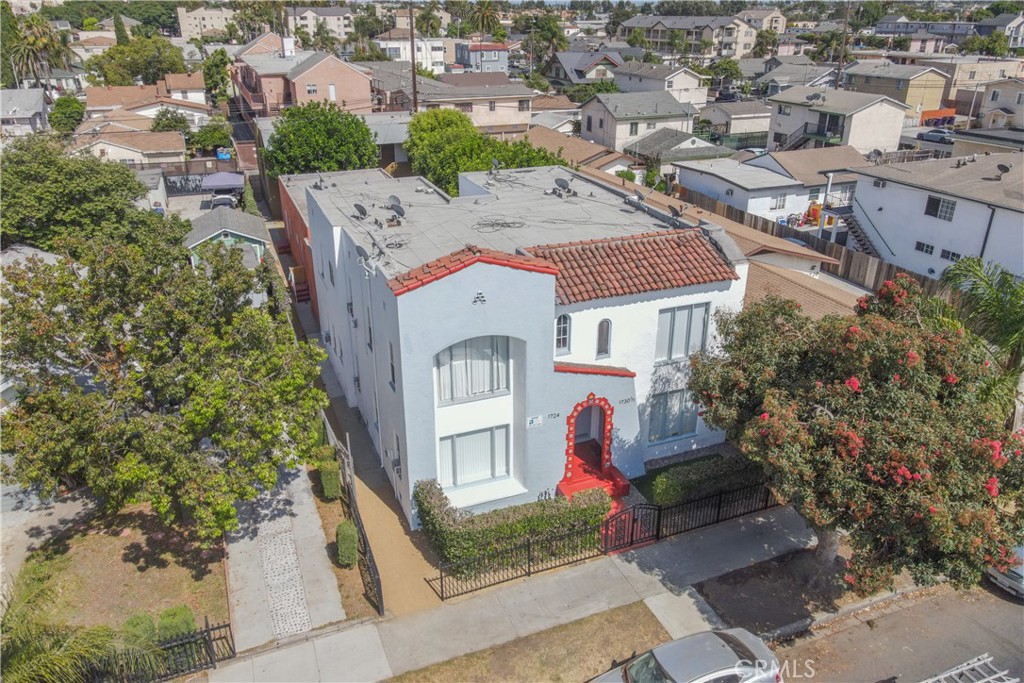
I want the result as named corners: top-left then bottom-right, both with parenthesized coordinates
top-left (353, 203), bottom-right (368, 219)
top-left (868, 148), bottom-right (882, 163)
top-left (995, 162), bottom-right (1013, 180)
top-left (387, 194), bottom-right (402, 209)
top-left (489, 158), bottom-right (502, 175)
top-left (553, 177), bottom-right (576, 196)
top-left (390, 203), bottom-right (406, 222)
top-left (669, 205), bottom-right (682, 218)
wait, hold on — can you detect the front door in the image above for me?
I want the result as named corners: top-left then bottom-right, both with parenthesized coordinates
top-left (574, 405), bottom-right (604, 444)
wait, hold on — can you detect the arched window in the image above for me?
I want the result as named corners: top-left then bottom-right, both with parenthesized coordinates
top-left (435, 336), bottom-right (509, 404)
top-left (555, 314), bottom-right (571, 353)
top-left (597, 319), bottom-right (611, 357)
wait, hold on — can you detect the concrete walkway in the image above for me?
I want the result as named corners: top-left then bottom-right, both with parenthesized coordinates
top-left (211, 506), bottom-right (814, 682)
top-left (225, 467), bottom-right (346, 652)
top-left (1, 485), bottom-right (94, 587)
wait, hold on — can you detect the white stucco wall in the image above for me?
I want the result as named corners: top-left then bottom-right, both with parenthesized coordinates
top-left (769, 101), bottom-right (905, 153)
top-left (131, 102), bottom-right (210, 128)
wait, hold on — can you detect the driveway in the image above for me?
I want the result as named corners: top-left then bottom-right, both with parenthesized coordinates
top-left (1, 483), bottom-right (94, 585)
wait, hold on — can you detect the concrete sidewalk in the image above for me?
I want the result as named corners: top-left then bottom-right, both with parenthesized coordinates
top-left (211, 506), bottom-right (814, 682)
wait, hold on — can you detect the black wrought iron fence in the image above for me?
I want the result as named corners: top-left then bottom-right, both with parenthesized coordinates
top-left (89, 618), bottom-right (235, 683)
top-left (432, 482), bottom-right (779, 601)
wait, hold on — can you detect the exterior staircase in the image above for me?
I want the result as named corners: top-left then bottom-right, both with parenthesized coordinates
top-left (292, 280), bottom-right (311, 302)
top-left (835, 207), bottom-right (880, 257)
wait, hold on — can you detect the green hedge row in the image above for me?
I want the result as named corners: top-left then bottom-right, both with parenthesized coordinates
top-left (651, 455), bottom-right (764, 506)
top-left (121, 605), bottom-right (197, 645)
top-left (336, 520), bottom-right (358, 568)
top-left (412, 479), bottom-right (612, 566)
top-left (319, 460), bottom-right (342, 501)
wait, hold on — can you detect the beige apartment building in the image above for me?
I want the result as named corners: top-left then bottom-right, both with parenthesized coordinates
top-left (842, 61), bottom-right (950, 119)
top-left (736, 7), bottom-right (786, 33)
top-left (616, 15), bottom-right (756, 62)
top-left (177, 6), bottom-right (237, 41)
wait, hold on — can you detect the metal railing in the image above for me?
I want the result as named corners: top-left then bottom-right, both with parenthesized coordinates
top-left (431, 481), bottom-right (779, 601)
top-left (90, 618), bottom-right (235, 683)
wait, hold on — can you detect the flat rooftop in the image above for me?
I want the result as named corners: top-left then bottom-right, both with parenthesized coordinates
top-left (284, 166), bottom-right (702, 280)
top-left (673, 158), bottom-right (800, 190)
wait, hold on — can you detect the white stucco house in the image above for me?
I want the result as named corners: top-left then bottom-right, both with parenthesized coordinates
top-left (846, 152), bottom-right (1024, 278)
top-left (0, 88), bottom-right (48, 137)
top-left (613, 62), bottom-right (708, 108)
top-left (978, 78), bottom-right (1024, 130)
top-left (767, 86), bottom-right (909, 154)
top-left (287, 166), bottom-right (748, 525)
top-left (580, 92), bottom-right (698, 152)
top-left (372, 28), bottom-right (446, 75)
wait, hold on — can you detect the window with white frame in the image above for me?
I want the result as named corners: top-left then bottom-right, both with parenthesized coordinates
top-left (940, 248), bottom-right (961, 261)
top-left (456, 102), bottom-right (473, 112)
top-left (629, 121), bottom-right (639, 135)
top-left (924, 195), bottom-right (956, 221)
top-left (777, 104), bottom-right (791, 115)
top-left (655, 303), bottom-right (709, 362)
top-left (648, 389), bottom-right (698, 442)
top-left (555, 314), bottom-right (571, 353)
top-left (597, 319), bottom-right (611, 358)
top-left (646, 121), bottom-right (656, 129)
top-left (518, 99), bottom-right (530, 111)
top-left (991, 89), bottom-right (1001, 102)
top-left (1017, 92), bottom-right (1024, 105)
top-left (307, 83), bottom-right (318, 95)
top-left (770, 193), bottom-right (786, 210)
top-left (438, 425), bottom-right (509, 488)
top-left (915, 240), bottom-right (934, 255)
top-left (809, 186), bottom-right (821, 202)
top-left (435, 336), bottom-right (510, 404)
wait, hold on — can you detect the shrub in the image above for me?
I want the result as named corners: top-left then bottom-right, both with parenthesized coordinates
top-left (242, 177), bottom-right (259, 216)
top-left (336, 520), bottom-right (358, 568)
top-left (413, 480), bottom-right (612, 566)
top-left (615, 169), bottom-right (637, 183)
top-left (157, 605), bottom-right (196, 641)
top-left (121, 612), bottom-right (157, 645)
top-left (319, 459), bottom-right (342, 501)
top-left (650, 455), bottom-right (764, 506)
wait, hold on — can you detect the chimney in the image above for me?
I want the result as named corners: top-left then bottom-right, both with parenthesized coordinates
top-left (282, 37), bottom-right (296, 58)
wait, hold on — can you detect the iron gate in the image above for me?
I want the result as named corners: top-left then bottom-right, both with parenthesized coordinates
top-left (603, 503), bottom-right (661, 552)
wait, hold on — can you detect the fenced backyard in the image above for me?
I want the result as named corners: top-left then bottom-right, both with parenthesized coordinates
top-left (431, 481), bottom-right (779, 601)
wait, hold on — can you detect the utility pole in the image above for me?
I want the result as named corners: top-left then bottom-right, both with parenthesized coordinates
top-left (836, 0), bottom-right (851, 89)
top-left (409, 1), bottom-right (418, 113)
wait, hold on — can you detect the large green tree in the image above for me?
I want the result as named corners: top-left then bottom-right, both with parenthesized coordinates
top-left (150, 108), bottom-right (190, 135)
top-left (752, 29), bottom-right (779, 57)
top-left (112, 12), bottom-right (129, 45)
top-left (190, 115), bottom-right (233, 154)
top-left (1, 1), bottom-right (18, 88)
top-left (0, 137), bottom-right (148, 250)
top-left (565, 79), bottom-right (619, 103)
top-left (202, 48), bottom-right (231, 105)
top-left (86, 36), bottom-right (185, 86)
top-left (2, 231), bottom-right (329, 542)
top-left (264, 101), bottom-right (378, 179)
top-left (470, 0), bottom-right (500, 36)
top-left (48, 94), bottom-right (86, 133)
top-left (689, 277), bottom-right (1024, 594)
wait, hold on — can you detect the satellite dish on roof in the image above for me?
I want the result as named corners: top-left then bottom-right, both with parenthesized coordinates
top-left (490, 158), bottom-right (502, 174)
top-left (995, 162), bottom-right (1013, 180)
top-left (634, 190), bottom-right (646, 203)
top-left (391, 204), bottom-right (406, 218)
top-left (354, 203), bottom-right (368, 218)
top-left (387, 194), bottom-right (402, 208)
top-left (555, 178), bottom-right (570, 190)
top-left (806, 92), bottom-right (822, 102)
top-left (670, 205), bottom-right (682, 218)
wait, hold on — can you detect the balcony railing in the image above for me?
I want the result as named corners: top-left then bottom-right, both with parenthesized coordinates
top-left (803, 121), bottom-right (845, 141)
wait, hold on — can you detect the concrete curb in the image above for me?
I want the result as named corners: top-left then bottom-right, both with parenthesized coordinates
top-left (760, 583), bottom-right (931, 642)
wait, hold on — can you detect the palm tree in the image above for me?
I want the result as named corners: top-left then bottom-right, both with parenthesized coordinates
top-left (942, 257), bottom-right (1024, 431)
top-left (13, 15), bottom-right (64, 91)
top-left (470, 0), bottom-right (500, 40)
top-left (312, 20), bottom-right (340, 53)
top-left (417, 3), bottom-right (443, 38)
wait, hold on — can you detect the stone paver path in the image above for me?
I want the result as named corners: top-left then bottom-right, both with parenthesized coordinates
top-left (225, 467), bottom-right (345, 652)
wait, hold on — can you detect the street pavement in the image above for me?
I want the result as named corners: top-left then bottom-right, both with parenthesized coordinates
top-left (900, 126), bottom-right (959, 153)
top-left (776, 583), bottom-right (1024, 682)
top-left (210, 506), bottom-right (815, 682)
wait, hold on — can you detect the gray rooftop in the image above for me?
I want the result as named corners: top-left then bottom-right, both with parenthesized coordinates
top-left (133, 168), bottom-right (164, 191)
top-left (187, 207), bottom-right (271, 249)
top-left (674, 157), bottom-right (801, 190)
top-left (362, 112), bottom-right (412, 146)
top-left (737, 57), bottom-right (768, 79)
top-left (844, 59), bottom-right (949, 80)
top-left (700, 100), bottom-right (772, 117)
top-left (756, 63), bottom-right (835, 86)
top-left (625, 128), bottom-right (735, 162)
top-left (591, 91), bottom-right (698, 119)
top-left (282, 166), bottom-right (707, 279)
top-left (1, 88), bottom-right (45, 118)
top-left (241, 50), bottom-right (323, 76)
top-left (551, 51), bottom-right (624, 84)
top-left (850, 152), bottom-right (1024, 213)
top-left (769, 86), bottom-right (910, 115)
top-left (620, 15), bottom-right (741, 30)
top-left (613, 61), bottom-right (697, 80)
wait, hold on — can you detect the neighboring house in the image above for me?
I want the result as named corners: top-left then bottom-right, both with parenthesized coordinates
top-left (98, 15), bottom-right (140, 31)
top-left (85, 85), bottom-right (160, 117)
top-left (177, 5), bottom-right (237, 41)
top-left (737, 57), bottom-right (769, 82)
top-left (75, 109), bottom-right (152, 135)
top-left (122, 97), bottom-right (214, 129)
top-left (674, 144), bottom-right (869, 223)
top-left (18, 65), bottom-right (87, 93)
top-left (85, 76), bottom-right (212, 124)
top-left (373, 28), bottom-right (446, 75)
top-left (624, 128), bottom-right (734, 176)
top-left (763, 54), bottom-right (817, 72)
top-left (776, 34), bottom-right (809, 56)
top-left (530, 94), bottom-right (579, 133)
top-left (615, 15), bottom-right (756, 62)
top-left (69, 130), bottom-right (187, 165)
top-left (904, 30), bottom-right (946, 53)
top-left (394, 80), bottom-right (536, 137)
top-left (133, 168), bottom-right (168, 214)
top-left (699, 101), bottom-right (772, 135)
top-left (523, 125), bottom-right (639, 175)
top-left (975, 12), bottom-right (1024, 50)
top-left (455, 43), bottom-right (509, 74)
top-left (916, 56), bottom-right (1024, 117)
top-left (286, 6), bottom-right (355, 45)
top-left (736, 7), bottom-right (786, 33)
top-left (173, 38), bottom-right (244, 67)
top-left (185, 206), bottom-right (271, 270)
top-left (161, 73), bottom-right (207, 105)
top-left (979, 78), bottom-right (1024, 129)
top-left (872, 16), bottom-right (979, 44)
top-left (0, 88), bottom-right (48, 136)
top-left (767, 86), bottom-right (909, 153)
top-left (580, 92), bottom-right (697, 152)
top-left (232, 34), bottom-right (373, 119)
top-left (842, 60), bottom-right (950, 119)
top-left (847, 153), bottom-right (1024, 278)
top-left (70, 35), bottom-right (116, 61)
top-left (612, 62), bottom-right (708, 108)
top-left (436, 72), bottom-right (511, 87)
top-left (755, 63), bottom-right (836, 95)
top-left (299, 165), bottom-right (747, 525)
top-left (544, 51), bottom-right (622, 90)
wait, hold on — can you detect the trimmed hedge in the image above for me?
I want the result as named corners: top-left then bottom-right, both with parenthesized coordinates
top-left (413, 479), bottom-right (612, 566)
top-left (121, 612), bottom-right (157, 645)
top-left (336, 520), bottom-right (358, 568)
top-left (319, 460), bottom-right (342, 501)
top-left (157, 605), bottom-right (196, 641)
top-left (650, 455), bottom-right (764, 506)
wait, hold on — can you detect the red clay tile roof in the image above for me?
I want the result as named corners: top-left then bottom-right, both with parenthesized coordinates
top-left (389, 245), bottom-right (558, 295)
top-left (554, 361), bottom-right (636, 378)
top-left (469, 43), bottom-right (508, 51)
top-left (528, 231), bottom-right (738, 305)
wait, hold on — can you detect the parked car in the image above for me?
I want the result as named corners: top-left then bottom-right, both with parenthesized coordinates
top-left (916, 128), bottom-right (954, 144)
top-left (716, 91), bottom-right (739, 102)
top-left (589, 629), bottom-right (781, 683)
top-left (740, 147), bottom-right (768, 156)
top-left (210, 188), bottom-right (239, 208)
top-left (987, 546), bottom-right (1024, 598)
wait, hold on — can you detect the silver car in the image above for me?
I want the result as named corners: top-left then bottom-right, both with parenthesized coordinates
top-left (590, 628), bottom-right (781, 683)
top-left (916, 128), bottom-right (954, 144)
top-left (987, 546), bottom-right (1024, 598)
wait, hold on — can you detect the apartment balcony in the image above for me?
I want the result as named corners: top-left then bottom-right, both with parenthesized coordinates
top-left (803, 122), bottom-right (845, 145)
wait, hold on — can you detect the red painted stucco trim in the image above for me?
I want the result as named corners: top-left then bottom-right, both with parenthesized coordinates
top-left (554, 363), bottom-right (636, 378)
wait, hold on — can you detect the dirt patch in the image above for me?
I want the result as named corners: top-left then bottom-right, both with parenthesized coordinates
top-left (24, 504), bottom-right (228, 630)
top-left (695, 540), bottom-right (916, 635)
top-left (307, 466), bottom-right (378, 620)
top-left (389, 601), bottom-right (671, 683)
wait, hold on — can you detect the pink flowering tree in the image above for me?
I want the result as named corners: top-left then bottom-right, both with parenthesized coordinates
top-left (689, 289), bottom-right (1024, 594)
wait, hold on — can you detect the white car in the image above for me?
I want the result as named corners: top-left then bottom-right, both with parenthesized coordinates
top-left (987, 546), bottom-right (1024, 598)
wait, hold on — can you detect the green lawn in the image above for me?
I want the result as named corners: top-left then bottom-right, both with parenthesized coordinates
top-left (631, 453), bottom-right (721, 503)
top-left (630, 452), bottom-right (764, 506)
